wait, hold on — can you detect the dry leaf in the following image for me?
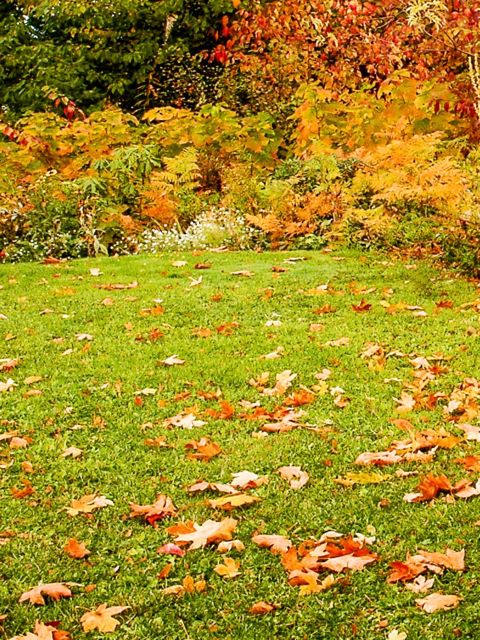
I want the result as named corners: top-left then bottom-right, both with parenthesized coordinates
top-left (208, 493), bottom-right (260, 510)
top-left (415, 593), bottom-right (461, 613)
top-left (9, 621), bottom-right (71, 640)
top-left (61, 446), bottom-right (83, 459)
top-left (277, 465), bottom-right (309, 489)
top-left (173, 518), bottom-right (237, 550)
top-left (66, 494), bottom-right (113, 516)
top-left (405, 575), bottom-right (435, 593)
top-left (157, 543), bottom-right (186, 557)
top-left (129, 494), bottom-right (177, 526)
top-left (249, 601), bottom-right (277, 615)
top-left (217, 539), bottom-right (245, 553)
top-left (230, 471), bottom-right (268, 490)
top-left (19, 583), bottom-right (74, 605)
top-left (214, 557), bottom-right (241, 578)
top-left (162, 576), bottom-right (206, 597)
top-left (159, 355), bottom-right (185, 366)
top-left (185, 437), bottom-right (222, 461)
top-left (252, 534), bottom-right (292, 554)
top-left (80, 604), bottom-right (130, 632)
top-left (64, 538), bottom-right (91, 559)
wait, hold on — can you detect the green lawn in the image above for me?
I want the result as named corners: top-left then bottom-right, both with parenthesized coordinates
top-left (1, 249), bottom-right (480, 639)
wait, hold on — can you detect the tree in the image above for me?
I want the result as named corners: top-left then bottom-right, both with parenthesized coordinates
top-left (0, 0), bottom-right (235, 118)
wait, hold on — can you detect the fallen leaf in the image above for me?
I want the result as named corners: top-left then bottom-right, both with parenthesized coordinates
top-left (162, 576), bottom-right (206, 596)
top-left (159, 355), bottom-right (185, 366)
top-left (249, 601), bottom-right (278, 615)
top-left (208, 493), bottom-right (260, 510)
top-left (231, 270), bottom-right (254, 277)
top-left (80, 604), bottom-right (130, 632)
top-left (64, 538), bottom-right (91, 559)
top-left (9, 621), bottom-right (71, 640)
top-left (66, 494), bottom-right (113, 516)
top-left (157, 543), bottom-right (186, 557)
top-left (173, 518), bottom-right (237, 550)
top-left (129, 494), bottom-right (177, 526)
top-left (19, 583), bottom-right (74, 605)
top-left (252, 534), bottom-right (292, 554)
top-left (415, 593), bottom-right (461, 613)
top-left (217, 539), bottom-right (245, 553)
top-left (277, 465), bottom-right (309, 489)
top-left (230, 471), bottom-right (268, 490)
top-left (214, 557), bottom-right (241, 578)
top-left (405, 575), bottom-right (435, 594)
top-left (185, 437), bottom-right (222, 461)
top-left (61, 446), bottom-right (83, 459)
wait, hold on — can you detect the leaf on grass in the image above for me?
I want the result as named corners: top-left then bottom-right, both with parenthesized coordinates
top-left (405, 575), bottom-right (435, 593)
top-left (262, 370), bottom-right (297, 397)
top-left (187, 480), bottom-right (237, 494)
top-left (217, 539), bottom-right (245, 553)
top-left (157, 543), bottom-right (186, 557)
top-left (162, 576), bottom-right (206, 597)
top-left (19, 583), bottom-right (75, 605)
top-left (352, 300), bottom-right (372, 312)
top-left (214, 557), bottom-right (241, 578)
top-left (96, 281), bottom-right (138, 290)
top-left (61, 446), bottom-right (83, 459)
top-left (456, 455), bottom-right (480, 472)
top-left (355, 451), bottom-right (403, 466)
top-left (324, 337), bottom-right (350, 347)
top-left (66, 494), bottom-right (113, 516)
top-left (80, 604), bottom-right (130, 632)
top-left (457, 423), bottom-right (480, 441)
top-left (76, 333), bottom-right (93, 341)
top-left (277, 466), bottom-right (309, 489)
top-left (208, 493), bottom-right (260, 510)
top-left (415, 593), bottom-right (461, 613)
top-left (10, 621), bottom-right (71, 640)
top-left (230, 471), bottom-right (268, 490)
top-left (185, 437), bottom-right (222, 461)
top-left (163, 412), bottom-right (206, 429)
top-left (252, 534), bottom-right (292, 554)
top-left (172, 518), bottom-right (237, 550)
top-left (64, 538), bottom-right (91, 559)
top-left (159, 355), bottom-right (185, 366)
top-left (320, 553), bottom-right (378, 573)
top-left (334, 472), bottom-right (389, 487)
top-left (249, 601), bottom-right (278, 615)
top-left (231, 270), bottom-right (254, 277)
top-left (129, 494), bottom-right (177, 526)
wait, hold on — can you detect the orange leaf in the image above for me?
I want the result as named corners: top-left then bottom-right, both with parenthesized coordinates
top-left (214, 557), bottom-right (241, 578)
top-left (80, 604), bottom-right (130, 632)
top-left (64, 538), bottom-right (91, 559)
top-left (19, 583), bottom-right (74, 605)
top-left (249, 601), bottom-right (277, 615)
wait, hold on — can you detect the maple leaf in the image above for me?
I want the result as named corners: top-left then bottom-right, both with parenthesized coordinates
top-left (61, 446), bottom-right (83, 459)
top-left (355, 451), bottom-right (403, 466)
top-left (262, 370), bottom-right (297, 397)
top-left (0, 378), bottom-right (16, 393)
top-left (277, 466), bottom-right (309, 489)
top-left (320, 553), bottom-right (378, 572)
top-left (334, 472), bottom-right (389, 487)
top-left (157, 543), bottom-right (186, 557)
top-left (163, 412), bottom-right (206, 429)
top-left (252, 534), bottom-right (292, 554)
top-left (230, 471), bottom-right (268, 490)
top-left (185, 437), bottom-right (222, 461)
top-left (19, 582), bottom-right (75, 605)
top-left (217, 539), bottom-right (245, 553)
top-left (80, 604), bottom-right (130, 632)
top-left (208, 493), bottom-right (260, 510)
top-left (231, 270), bottom-right (254, 277)
top-left (388, 560), bottom-right (425, 584)
top-left (414, 549), bottom-right (465, 572)
top-left (457, 423), bottom-right (480, 441)
top-left (64, 538), bottom-right (91, 559)
top-left (66, 494), bottom-right (113, 516)
top-left (159, 355), bottom-right (185, 366)
top-left (129, 494), bottom-right (177, 526)
top-left (162, 576), bottom-right (207, 596)
top-left (405, 575), bottom-right (435, 593)
top-left (9, 621), bottom-right (70, 640)
top-left (187, 480), bottom-right (237, 494)
top-left (214, 557), bottom-right (241, 579)
top-left (415, 593), bottom-right (461, 613)
top-left (352, 299), bottom-right (372, 312)
top-left (249, 601), bottom-right (278, 615)
top-left (324, 337), bottom-right (350, 347)
top-left (173, 518), bottom-right (237, 550)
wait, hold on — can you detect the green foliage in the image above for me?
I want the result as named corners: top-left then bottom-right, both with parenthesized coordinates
top-left (0, 0), bottom-right (235, 117)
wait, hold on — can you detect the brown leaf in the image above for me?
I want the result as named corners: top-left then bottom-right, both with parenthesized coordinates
top-left (214, 557), bottom-right (241, 578)
top-left (173, 518), bottom-right (237, 550)
top-left (249, 601), bottom-right (278, 615)
top-left (64, 538), bottom-right (91, 559)
top-left (415, 593), bottom-right (461, 613)
top-left (230, 471), bottom-right (268, 490)
top-left (185, 437), bottom-right (222, 461)
top-left (352, 299), bottom-right (372, 312)
top-left (9, 621), bottom-right (71, 640)
top-left (19, 583), bottom-right (74, 605)
top-left (208, 493), bottom-right (260, 510)
top-left (66, 494), bottom-right (113, 516)
top-left (129, 494), bottom-right (177, 526)
top-left (80, 604), bottom-right (130, 632)
top-left (252, 534), bottom-right (292, 554)
top-left (277, 465), bottom-right (309, 489)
